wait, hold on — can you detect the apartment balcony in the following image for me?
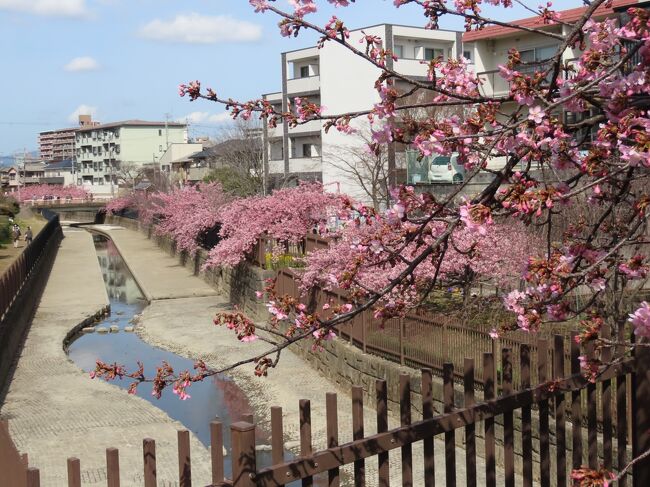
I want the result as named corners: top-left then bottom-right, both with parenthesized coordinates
top-left (268, 158), bottom-right (322, 175)
top-left (287, 75), bottom-right (320, 96)
top-left (288, 119), bottom-right (322, 136)
top-left (476, 60), bottom-right (561, 98)
top-left (289, 156), bottom-right (322, 174)
top-left (477, 70), bottom-right (512, 97)
top-left (267, 125), bottom-right (283, 139)
top-left (394, 58), bottom-right (431, 78)
top-left (269, 159), bottom-right (284, 174)
top-left (265, 92), bottom-right (282, 103)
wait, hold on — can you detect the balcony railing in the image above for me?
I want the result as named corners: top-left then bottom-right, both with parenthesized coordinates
top-left (286, 75), bottom-right (320, 95)
top-left (476, 60), bottom-right (570, 98)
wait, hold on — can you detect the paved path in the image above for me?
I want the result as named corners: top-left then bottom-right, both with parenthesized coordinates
top-left (0, 227), bottom-right (211, 486)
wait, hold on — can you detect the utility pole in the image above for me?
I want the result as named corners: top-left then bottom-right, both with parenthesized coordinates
top-left (109, 144), bottom-right (115, 198)
top-left (14, 152), bottom-right (20, 201)
top-left (164, 113), bottom-right (170, 150)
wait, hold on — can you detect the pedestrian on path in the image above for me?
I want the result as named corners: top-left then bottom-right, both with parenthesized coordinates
top-left (12, 224), bottom-right (21, 248)
top-left (24, 226), bottom-right (33, 245)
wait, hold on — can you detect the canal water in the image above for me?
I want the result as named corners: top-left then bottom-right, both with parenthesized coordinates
top-left (67, 233), bottom-right (286, 479)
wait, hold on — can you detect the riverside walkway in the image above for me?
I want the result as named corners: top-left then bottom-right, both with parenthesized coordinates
top-left (1, 222), bottom-right (505, 486)
top-left (0, 227), bottom-right (212, 486)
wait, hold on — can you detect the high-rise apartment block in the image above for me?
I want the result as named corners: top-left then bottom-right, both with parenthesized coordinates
top-left (38, 115), bottom-right (97, 163)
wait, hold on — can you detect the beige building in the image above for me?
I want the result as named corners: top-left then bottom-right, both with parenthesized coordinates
top-left (463, 0), bottom-right (641, 98)
top-left (75, 120), bottom-right (188, 196)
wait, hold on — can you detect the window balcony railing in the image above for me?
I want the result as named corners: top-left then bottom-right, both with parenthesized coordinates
top-left (287, 75), bottom-right (320, 95)
top-left (476, 59), bottom-right (570, 98)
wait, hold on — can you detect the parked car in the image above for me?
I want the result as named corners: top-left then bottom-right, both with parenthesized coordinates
top-left (427, 153), bottom-right (465, 184)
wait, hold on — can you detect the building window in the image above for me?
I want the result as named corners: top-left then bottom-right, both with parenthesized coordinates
top-left (302, 144), bottom-right (312, 158)
top-left (159, 145), bottom-right (163, 152)
top-left (424, 48), bottom-right (444, 61)
top-left (463, 50), bottom-right (472, 61)
top-left (159, 129), bottom-right (162, 136)
top-left (394, 44), bottom-right (404, 58)
top-left (300, 66), bottom-right (310, 78)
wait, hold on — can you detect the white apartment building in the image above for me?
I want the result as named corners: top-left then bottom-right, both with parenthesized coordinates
top-left (75, 120), bottom-right (188, 196)
top-left (262, 23), bottom-right (461, 201)
top-left (262, 3), bottom-right (645, 201)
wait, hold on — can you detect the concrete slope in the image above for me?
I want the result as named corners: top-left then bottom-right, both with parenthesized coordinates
top-left (0, 228), bottom-right (211, 486)
top-left (88, 225), bottom-right (218, 302)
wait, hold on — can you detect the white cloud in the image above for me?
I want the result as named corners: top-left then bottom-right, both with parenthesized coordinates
top-left (64, 56), bottom-right (100, 72)
top-left (177, 112), bottom-right (232, 124)
top-left (0, 0), bottom-right (89, 18)
top-left (139, 13), bottom-right (262, 44)
top-left (68, 104), bottom-right (97, 123)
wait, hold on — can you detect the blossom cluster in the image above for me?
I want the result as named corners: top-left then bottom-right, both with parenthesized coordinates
top-left (14, 184), bottom-right (90, 202)
top-left (204, 182), bottom-right (344, 268)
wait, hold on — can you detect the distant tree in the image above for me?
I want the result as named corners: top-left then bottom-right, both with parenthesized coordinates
top-left (202, 120), bottom-right (264, 196)
top-left (0, 194), bottom-right (19, 217)
top-left (115, 162), bottom-right (147, 191)
top-left (325, 130), bottom-right (391, 211)
top-left (203, 166), bottom-right (260, 197)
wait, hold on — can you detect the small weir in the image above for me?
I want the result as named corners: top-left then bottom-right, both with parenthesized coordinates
top-left (67, 233), bottom-right (287, 478)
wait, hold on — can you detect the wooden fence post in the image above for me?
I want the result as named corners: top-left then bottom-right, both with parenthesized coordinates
top-left (178, 430), bottom-right (192, 487)
top-left (67, 457), bottom-right (81, 487)
top-left (399, 318), bottom-right (405, 366)
top-left (231, 421), bottom-right (256, 487)
top-left (633, 340), bottom-right (650, 486)
top-left (210, 421), bottom-right (225, 485)
top-left (106, 448), bottom-right (120, 487)
top-left (143, 439), bottom-right (156, 487)
top-left (26, 467), bottom-right (40, 487)
top-left (362, 311), bottom-right (367, 354)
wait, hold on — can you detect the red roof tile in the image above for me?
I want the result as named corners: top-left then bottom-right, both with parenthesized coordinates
top-left (462, 0), bottom-right (638, 42)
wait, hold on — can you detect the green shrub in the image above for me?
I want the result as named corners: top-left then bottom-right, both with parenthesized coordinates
top-left (264, 252), bottom-right (295, 270)
top-left (0, 216), bottom-right (12, 244)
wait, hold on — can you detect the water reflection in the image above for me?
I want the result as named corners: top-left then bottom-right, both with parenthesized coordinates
top-left (68, 234), bottom-right (289, 479)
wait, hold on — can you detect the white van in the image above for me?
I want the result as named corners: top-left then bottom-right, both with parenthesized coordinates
top-left (427, 153), bottom-right (465, 184)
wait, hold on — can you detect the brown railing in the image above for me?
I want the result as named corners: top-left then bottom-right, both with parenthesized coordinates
top-left (275, 268), bottom-right (557, 388)
top-left (0, 214), bottom-right (62, 321)
top-left (6, 341), bottom-right (648, 486)
top-left (0, 420), bottom-right (30, 487)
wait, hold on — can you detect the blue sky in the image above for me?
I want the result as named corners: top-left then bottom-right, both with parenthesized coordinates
top-left (0, 0), bottom-right (585, 157)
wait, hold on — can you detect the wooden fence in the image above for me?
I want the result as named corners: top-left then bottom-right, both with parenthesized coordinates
top-left (4, 340), bottom-right (649, 486)
top-left (275, 268), bottom-right (568, 389)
